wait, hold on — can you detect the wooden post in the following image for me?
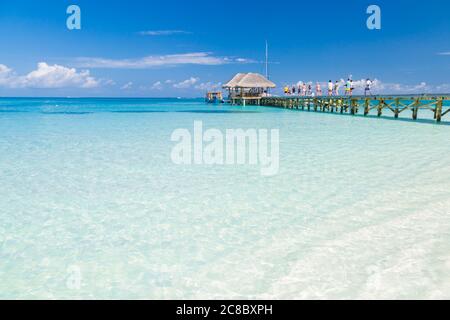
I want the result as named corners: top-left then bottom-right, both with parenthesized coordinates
top-left (436, 98), bottom-right (443, 122)
top-left (350, 99), bottom-right (356, 115)
top-left (364, 98), bottom-right (370, 116)
top-left (412, 98), bottom-right (420, 120)
top-left (377, 99), bottom-right (383, 117)
top-left (394, 98), bottom-right (400, 118)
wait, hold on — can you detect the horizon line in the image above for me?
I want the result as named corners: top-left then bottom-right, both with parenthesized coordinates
top-left (1, 93), bottom-right (450, 99)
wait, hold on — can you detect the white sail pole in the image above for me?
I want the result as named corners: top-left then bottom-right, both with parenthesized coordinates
top-left (265, 40), bottom-right (269, 79)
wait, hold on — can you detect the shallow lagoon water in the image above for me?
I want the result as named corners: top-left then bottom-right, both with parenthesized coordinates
top-left (0, 98), bottom-right (449, 299)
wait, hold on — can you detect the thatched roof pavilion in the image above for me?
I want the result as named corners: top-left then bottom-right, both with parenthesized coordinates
top-left (223, 73), bottom-right (276, 106)
top-left (223, 73), bottom-right (276, 89)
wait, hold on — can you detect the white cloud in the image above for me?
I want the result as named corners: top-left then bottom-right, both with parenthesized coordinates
top-left (437, 52), bottom-right (450, 55)
top-left (139, 79), bottom-right (222, 91)
top-left (150, 81), bottom-right (163, 90)
top-left (74, 52), bottom-right (254, 69)
top-left (194, 81), bottom-right (222, 91)
top-left (24, 63), bottom-right (98, 88)
top-left (364, 79), bottom-right (450, 94)
top-left (0, 62), bottom-right (99, 89)
top-left (120, 82), bottom-right (133, 90)
top-left (0, 64), bottom-right (12, 75)
top-left (173, 77), bottom-right (199, 89)
top-left (138, 30), bottom-right (191, 36)
top-left (0, 64), bottom-right (13, 86)
top-left (235, 58), bottom-right (257, 63)
top-left (371, 80), bottom-right (429, 93)
top-left (104, 79), bottom-right (116, 86)
top-left (351, 79), bottom-right (432, 94)
top-left (435, 83), bottom-right (450, 92)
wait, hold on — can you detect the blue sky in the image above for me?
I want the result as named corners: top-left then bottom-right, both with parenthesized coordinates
top-left (0, 0), bottom-right (450, 97)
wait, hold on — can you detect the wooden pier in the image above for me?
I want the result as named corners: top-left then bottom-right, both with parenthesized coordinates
top-left (259, 96), bottom-right (450, 122)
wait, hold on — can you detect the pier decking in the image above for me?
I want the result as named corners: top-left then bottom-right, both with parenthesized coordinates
top-left (259, 96), bottom-right (450, 122)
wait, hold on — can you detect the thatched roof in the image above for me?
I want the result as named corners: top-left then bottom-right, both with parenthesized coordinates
top-left (223, 73), bottom-right (276, 89)
top-left (223, 73), bottom-right (247, 88)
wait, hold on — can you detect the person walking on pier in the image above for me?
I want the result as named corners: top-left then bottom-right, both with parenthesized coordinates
top-left (349, 79), bottom-right (354, 97)
top-left (302, 82), bottom-right (307, 96)
top-left (365, 78), bottom-right (372, 96)
top-left (334, 80), bottom-right (340, 96)
top-left (292, 85), bottom-right (296, 95)
top-left (327, 80), bottom-right (333, 96)
top-left (307, 84), bottom-right (313, 96)
top-left (345, 79), bottom-right (351, 96)
top-left (316, 82), bottom-right (323, 96)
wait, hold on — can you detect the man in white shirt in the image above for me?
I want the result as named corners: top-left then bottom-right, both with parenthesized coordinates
top-left (327, 80), bottom-right (333, 96)
top-left (365, 78), bottom-right (372, 96)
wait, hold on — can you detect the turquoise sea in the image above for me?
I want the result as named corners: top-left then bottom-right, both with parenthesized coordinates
top-left (0, 98), bottom-right (449, 299)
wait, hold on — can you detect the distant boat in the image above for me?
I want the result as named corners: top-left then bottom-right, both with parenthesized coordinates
top-left (205, 91), bottom-right (224, 104)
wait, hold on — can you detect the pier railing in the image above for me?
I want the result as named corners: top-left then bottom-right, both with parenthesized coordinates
top-left (259, 96), bottom-right (450, 122)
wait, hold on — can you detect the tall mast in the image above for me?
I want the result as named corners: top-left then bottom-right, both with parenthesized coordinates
top-left (265, 40), bottom-right (269, 79)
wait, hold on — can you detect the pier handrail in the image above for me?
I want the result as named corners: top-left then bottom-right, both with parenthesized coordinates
top-left (258, 95), bottom-right (450, 122)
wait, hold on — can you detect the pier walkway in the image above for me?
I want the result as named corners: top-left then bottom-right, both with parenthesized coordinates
top-left (259, 96), bottom-right (450, 122)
